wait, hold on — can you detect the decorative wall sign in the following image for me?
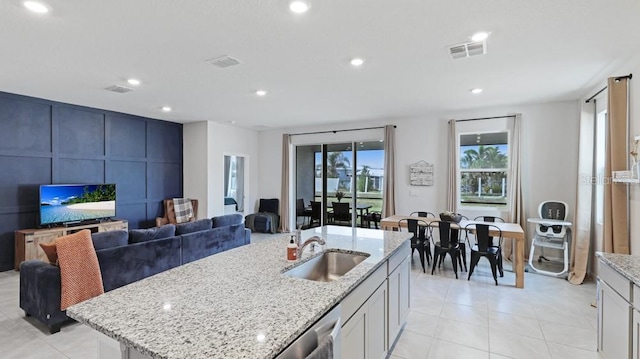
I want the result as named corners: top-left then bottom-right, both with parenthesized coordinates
top-left (409, 160), bottom-right (434, 186)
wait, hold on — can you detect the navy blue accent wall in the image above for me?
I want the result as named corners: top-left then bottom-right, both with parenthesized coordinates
top-left (0, 92), bottom-right (183, 271)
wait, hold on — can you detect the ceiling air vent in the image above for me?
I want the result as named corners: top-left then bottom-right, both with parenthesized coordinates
top-left (206, 55), bottom-right (241, 68)
top-left (105, 85), bottom-right (134, 93)
top-left (448, 40), bottom-right (486, 60)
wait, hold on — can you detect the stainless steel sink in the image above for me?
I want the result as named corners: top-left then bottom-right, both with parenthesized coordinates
top-left (283, 251), bottom-right (369, 282)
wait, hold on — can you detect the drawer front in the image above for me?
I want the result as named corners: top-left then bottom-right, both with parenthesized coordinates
top-left (599, 260), bottom-right (632, 302)
top-left (634, 285), bottom-right (640, 309)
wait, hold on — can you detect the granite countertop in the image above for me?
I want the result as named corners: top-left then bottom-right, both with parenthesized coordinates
top-left (67, 226), bottom-right (411, 359)
top-left (597, 252), bottom-right (640, 285)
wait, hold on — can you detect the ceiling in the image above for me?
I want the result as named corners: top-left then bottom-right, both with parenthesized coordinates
top-left (2, 0), bottom-right (640, 130)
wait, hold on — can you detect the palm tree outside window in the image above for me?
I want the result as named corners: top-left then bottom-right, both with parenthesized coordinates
top-left (459, 132), bottom-right (509, 207)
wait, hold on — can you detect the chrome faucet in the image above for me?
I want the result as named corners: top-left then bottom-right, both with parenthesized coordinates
top-left (297, 236), bottom-right (326, 258)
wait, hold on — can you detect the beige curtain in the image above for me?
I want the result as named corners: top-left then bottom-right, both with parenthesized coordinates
top-left (568, 102), bottom-right (596, 284)
top-left (446, 120), bottom-right (457, 211)
top-left (279, 134), bottom-right (291, 232)
top-left (604, 77), bottom-right (630, 254)
top-left (503, 114), bottom-right (524, 261)
top-left (382, 125), bottom-right (396, 217)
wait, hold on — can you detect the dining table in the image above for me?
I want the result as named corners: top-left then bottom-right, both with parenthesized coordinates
top-left (380, 214), bottom-right (526, 288)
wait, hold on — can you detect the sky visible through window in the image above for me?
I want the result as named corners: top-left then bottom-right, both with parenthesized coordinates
top-left (315, 150), bottom-right (384, 169)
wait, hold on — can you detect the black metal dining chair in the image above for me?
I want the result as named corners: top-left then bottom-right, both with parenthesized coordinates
top-left (410, 211), bottom-right (436, 218)
top-left (431, 220), bottom-right (462, 279)
top-left (473, 216), bottom-right (505, 223)
top-left (410, 211), bottom-right (435, 263)
top-left (466, 223), bottom-right (503, 285)
top-left (398, 218), bottom-right (429, 272)
top-left (473, 215), bottom-right (505, 275)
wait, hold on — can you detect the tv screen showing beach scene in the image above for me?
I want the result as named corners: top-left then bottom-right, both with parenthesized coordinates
top-left (40, 184), bottom-right (116, 225)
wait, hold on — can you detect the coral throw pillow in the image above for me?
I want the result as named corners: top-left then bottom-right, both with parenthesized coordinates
top-left (56, 230), bottom-right (104, 310)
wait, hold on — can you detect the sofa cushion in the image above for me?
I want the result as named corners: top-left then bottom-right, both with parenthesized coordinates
top-left (181, 224), bottom-right (247, 264)
top-left (91, 230), bottom-right (129, 251)
top-left (96, 236), bottom-right (182, 292)
top-left (212, 213), bottom-right (243, 228)
top-left (175, 218), bottom-right (212, 235)
top-left (129, 224), bottom-right (176, 244)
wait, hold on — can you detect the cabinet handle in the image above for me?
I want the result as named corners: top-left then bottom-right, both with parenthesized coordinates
top-left (26, 240), bottom-right (34, 244)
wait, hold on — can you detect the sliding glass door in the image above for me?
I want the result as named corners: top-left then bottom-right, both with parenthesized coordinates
top-left (355, 141), bottom-right (384, 228)
top-left (295, 141), bottom-right (384, 229)
top-left (325, 143), bottom-right (354, 225)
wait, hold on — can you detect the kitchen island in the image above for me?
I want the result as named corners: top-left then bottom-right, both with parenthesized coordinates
top-left (67, 226), bottom-right (412, 359)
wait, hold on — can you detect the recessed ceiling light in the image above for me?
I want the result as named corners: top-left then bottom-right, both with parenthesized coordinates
top-left (23, 1), bottom-right (49, 13)
top-left (471, 32), bottom-right (489, 42)
top-left (256, 90), bottom-right (268, 96)
top-left (470, 88), bottom-right (483, 94)
top-left (127, 78), bottom-right (141, 86)
top-left (350, 58), bottom-right (365, 67)
top-left (161, 106), bottom-right (172, 112)
top-left (289, 1), bottom-right (310, 14)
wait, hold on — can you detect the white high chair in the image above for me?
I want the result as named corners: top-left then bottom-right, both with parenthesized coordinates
top-left (527, 201), bottom-right (572, 277)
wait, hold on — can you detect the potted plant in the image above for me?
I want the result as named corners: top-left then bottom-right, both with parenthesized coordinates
top-left (335, 191), bottom-right (345, 202)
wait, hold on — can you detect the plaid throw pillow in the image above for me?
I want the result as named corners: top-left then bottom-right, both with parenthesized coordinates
top-left (173, 198), bottom-right (193, 224)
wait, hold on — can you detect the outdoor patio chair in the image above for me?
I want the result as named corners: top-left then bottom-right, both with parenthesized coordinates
top-left (329, 202), bottom-right (351, 226)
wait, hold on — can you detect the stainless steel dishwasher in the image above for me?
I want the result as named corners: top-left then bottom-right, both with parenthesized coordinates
top-left (276, 304), bottom-right (341, 359)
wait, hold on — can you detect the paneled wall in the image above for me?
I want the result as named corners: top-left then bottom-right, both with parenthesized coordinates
top-left (0, 92), bottom-right (183, 271)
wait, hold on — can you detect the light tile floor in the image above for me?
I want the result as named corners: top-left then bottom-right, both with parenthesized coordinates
top-left (0, 233), bottom-right (602, 358)
top-left (388, 254), bottom-right (602, 359)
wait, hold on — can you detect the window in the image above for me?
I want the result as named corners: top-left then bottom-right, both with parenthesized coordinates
top-left (459, 132), bottom-right (509, 207)
top-left (311, 144), bottom-right (384, 213)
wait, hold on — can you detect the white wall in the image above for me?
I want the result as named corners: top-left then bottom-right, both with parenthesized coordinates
top-left (183, 121), bottom-right (259, 218)
top-left (257, 100), bottom-right (580, 240)
top-left (183, 121), bottom-right (209, 218)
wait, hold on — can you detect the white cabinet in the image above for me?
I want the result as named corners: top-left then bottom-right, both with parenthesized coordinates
top-left (598, 280), bottom-right (631, 359)
top-left (633, 309), bottom-right (640, 359)
top-left (342, 282), bottom-right (387, 359)
top-left (342, 242), bottom-right (410, 359)
top-left (388, 255), bottom-right (410, 346)
top-left (368, 283), bottom-right (387, 359)
top-left (342, 304), bottom-right (367, 359)
top-left (597, 259), bottom-right (635, 359)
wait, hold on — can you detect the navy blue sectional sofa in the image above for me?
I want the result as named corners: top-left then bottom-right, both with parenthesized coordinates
top-left (19, 214), bottom-right (250, 333)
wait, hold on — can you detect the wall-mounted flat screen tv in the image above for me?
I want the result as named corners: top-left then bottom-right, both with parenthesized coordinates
top-left (39, 184), bottom-right (116, 226)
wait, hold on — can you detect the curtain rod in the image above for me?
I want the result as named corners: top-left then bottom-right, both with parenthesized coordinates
top-left (585, 73), bottom-right (632, 103)
top-left (290, 125), bottom-right (396, 136)
top-left (455, 115), bottom-right (516, 122)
